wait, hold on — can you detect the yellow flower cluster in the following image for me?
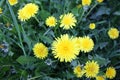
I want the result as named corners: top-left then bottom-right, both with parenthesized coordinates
top-left (73, 61), bottom-right (116, 79)
top-left (18, 3), bottom-right (39, 21)
top-left (45, 13), bottom-right (77, 30)
top-left (33, 34), bottom-right (94, 62)
top-left (52, 34), bottom-right (94, 62)
top-left (8, 0), bottom-right (18, 6)
top-left (28, 1), bottom-right (117, 79)
top-left (74, 60), bottom-right (100, 78)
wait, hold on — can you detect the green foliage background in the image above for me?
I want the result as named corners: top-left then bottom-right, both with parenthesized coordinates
top-left (0, 0), bottom-right (120, 80)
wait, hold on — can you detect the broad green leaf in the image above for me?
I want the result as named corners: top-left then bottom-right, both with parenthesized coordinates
top-left (16, 56), bottom-right (37, 65)
top-left (39, 10), bottom-right (51, 20)
top-left (71, 7), bottom-right (79, 16)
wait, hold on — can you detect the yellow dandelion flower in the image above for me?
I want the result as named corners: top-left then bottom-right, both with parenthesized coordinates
top-left (74, 65), bottom-right (85, 78)
top-left (23, 3), bottom-right (39, 17)
top-left (96, 76), bottom-right (105, 80)
top-left (74, 37), bottom-right (82, 51)
top-left (80, 36), bottom-right (94, 53)
top-left (84, 60), bottom-right (99, 78)
top-left (97, 0), bottom-right (104, 3)
top-left (33, 43), bottom-right (48, 59)
top-left (89, 23), bottom-right (96, 30)
top-left (60, 13), bottom-right (77, 30)
top-left (0, 8), bottom-right (2, 14)
top-left (8, 0), bottom-right (18, 6)
top-left (108, 28), bottom-right (119, 39)
top-left (18, 9), bottom-right (29, 21)
top-left (45, 16), bottom-right (57, 27)
top-left (105, 67), bottom-right (116, 79)
top-left (52, 34), bottom-right (80, 62)
top-left (82, 0), bottom-right (91, 6)
top-left (18, 3), bottom-right (39, 21)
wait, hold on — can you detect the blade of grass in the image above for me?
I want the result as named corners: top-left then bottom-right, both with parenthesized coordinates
top-left (21, 26), bottom-right (32, 55)
top-left (7, 1), bottom-right (26, 56)
top-left (0, 0), bottom-right (5, 6)
top-left (84, 3), bottom-right (98, 19)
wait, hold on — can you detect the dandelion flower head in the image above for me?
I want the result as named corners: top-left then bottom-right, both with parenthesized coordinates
top-left (33, 43), bottom-right (48, 59)
top-left (52, 34), bottom-right (80, 62)
top-left (60, 13), bottom-right (77, 30)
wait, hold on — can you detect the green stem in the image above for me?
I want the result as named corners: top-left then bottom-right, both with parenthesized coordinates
top-left (34, 16), bottom-right (47, 30)
top-left (96, 20), bottom-right (107, 25)
top-left (78, 9), bottom-right (85, 24)
top-left (84, 3), bottom-right (98, 19)
top-left (43, 28), bottom-right (51, 36)
top-left (28, 75), bottom-right (41, 80)
top-left (34, 16), bottom-right (40, 24)
top-left (7, 1), bottom-right (26, 56)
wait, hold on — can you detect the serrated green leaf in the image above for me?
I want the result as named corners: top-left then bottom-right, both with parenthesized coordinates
top-left (93, 55), bottom-right (110, 66)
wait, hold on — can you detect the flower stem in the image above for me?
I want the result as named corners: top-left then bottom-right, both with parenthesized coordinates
top-left (78, 9), bottom-right (85, 24)
top-left (34, 16), bottom-right (40, 24)
top-left (84, 3), bottom-right (98, 19)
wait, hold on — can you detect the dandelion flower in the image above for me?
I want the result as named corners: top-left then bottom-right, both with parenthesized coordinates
top-left (80, 36), bottom-right (94, 53)
top-left (84, 60), bottom-right (99, 78)
top-left (45, 16), bottom-right (57, 27)
top-left (97, 0), bottom-right (104, 3)
top-left (0, 8), bottom-right (2, 14)
top-left (23, 3), bottom-right (39, 18)
top-left (18, 9), bottom-right (29, 21)
top-left (8, 0), bottom-right (18, 5)
top-left (18, 3), bottom-right (39, 21)
top-left (108, 28), bottom-right (119, 39)
top-left (82, 0), bottom-right (91, 6)
top-left (105, 67), bottom-right (116, 79)
top-left (89, 23), bottom-right (96, 30)
top-left (74, 37), bottom-right (82, 51)
top-left (52, 34), bottom-right (80, 62)
top-left (33, 43), bottom-right (48, 59)
top-left (60, 13), bottom-right (77, 30)
top-left (74, 65), bottom-right (84, 78)
top-left (96, 76), bottom-right (105, 80)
